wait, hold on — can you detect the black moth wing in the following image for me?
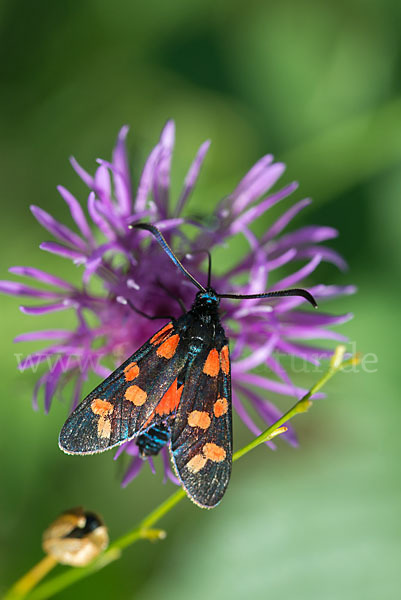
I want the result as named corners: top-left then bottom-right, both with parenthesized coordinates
top-left (170, 335), bottom-right (232, 508)
top-left (59, 321), bottom-right (189, 455)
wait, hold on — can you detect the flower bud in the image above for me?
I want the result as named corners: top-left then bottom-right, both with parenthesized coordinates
top-left (42, 507), bottom-right (108, 567)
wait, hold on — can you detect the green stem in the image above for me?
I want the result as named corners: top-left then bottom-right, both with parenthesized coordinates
top-left (9, 347), bottom-right (359, 600)
top-left (111, 488), bottom-right (186, 552)
top-left (4, 556), bottom-right (58, 600)
top-left (233, 346), bottom-right (357, 461)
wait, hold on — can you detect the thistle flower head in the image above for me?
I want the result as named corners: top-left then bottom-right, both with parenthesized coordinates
top-left (0, 121), bottom-right (354, 487)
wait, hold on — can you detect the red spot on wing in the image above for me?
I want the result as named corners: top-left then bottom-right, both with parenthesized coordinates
top-left (124, 362), bottom-right (139, 381)
top-left (214, 397), bottom-right (228, 417)
top-left (203, 443), bottom-right (226, 462)
top-left (125, 385), bottom-right (147, 406)
top-left (220, 345), bottom-right (230, 375)
top-left (188, 410), bottom-right (211, 429)
top-left (150, 323), bottom-right (173, 345)
top-left (141, 378), bottom-right (184, 430)
top-left (156, 378), bottom-right (184, 416)
top-left (91, 399), bottom-right (113, 416)
top-left (203, 348), bottom-right (220, 377)
top-left (156, 334), bottom-right (180, 359)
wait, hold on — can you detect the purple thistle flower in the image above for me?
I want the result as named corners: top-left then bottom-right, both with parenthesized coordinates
top-left (0, 120), bottom-right (354, 487)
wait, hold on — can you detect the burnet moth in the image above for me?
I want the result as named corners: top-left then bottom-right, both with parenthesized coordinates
top-left (59, 224), bottom-right (317, 508)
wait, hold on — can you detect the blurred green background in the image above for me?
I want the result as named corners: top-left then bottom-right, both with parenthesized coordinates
top-left (1, 1), bottom-right (400, 598)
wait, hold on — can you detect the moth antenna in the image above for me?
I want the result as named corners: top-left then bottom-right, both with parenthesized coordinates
top-left (218, 288), bottom-right (318, 309)
top-left (131, 223), bottom-right (206, 292)
top-left (185, 249), bottom-right (212, 288)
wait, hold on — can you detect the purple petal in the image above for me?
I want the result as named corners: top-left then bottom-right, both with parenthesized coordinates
top-left (134, 144), bottom-right (161, 212)
top-left (232, 390), bottom-right (276, 449)
top-left (277, 340), bottom-right (339, 362)
top-left (92, 196), bottom-right (124, 232)
top-left (9, 266), bottom-right (75, 290)
top-left (283, 310), bottom-right (354, 327)
top-left (263, 198), bottom-right (312, 243)
top-left (272, 284), bottom-right (356, 313)
top-left (71, 375), bottom-right (83, 411)
top-left (236, 383), bottom-right (298, 447)
top-left (112, 125), bottom-right (132, 215)
top-left (122, 456), bottom-right (144, 487)
top-left (153, 120), bottom-right (175, 217)
top-left (120, 440), bottom-right (140, 458)
top-left (70, 156), bottom-right (94, 188)
top-left (175, 140), bottom-right (211, 216)
top-left (283, 325), bottom-right (348, 341)
top-left (267, 248), bottom-right (298, 271)
top-left (147, 456), bottom-right (156, 475)
top-left (232, 334), bottom-right (278, 373)
top-left (271, 226), bottom-right (339, 253)
top-left (311, 284), bottom-right (357, 299)
top-left (19, 302), bottom-right (72, 315)
top-left (275, 339), bottom-right (322, 366)
top-left (266, 355), bottom-right (294, 388)
top-left (114, 441), bottom-right (131, 460)
top-left (228, 182), bottom-right (298, 236)
top-left (14, 329), bottom-right (71, 342)
top-left (269, 255), bottom-right (321, 291)
top-left (32, 374), bottom-right (46, 411)
top-left (82, 257), bottom-right (102, 286)
top-left (231, 161), bottom-right (286, 216)
top-left (0, 281), bottom-right (62, 299)
top-left (17, 351), bottom-right (53, 372)
top-left (294, 246), bottom-right (348, 271)
top-left (40, 241), bottom-right (85, 261)
top-left (87, 192), bottom-right (116, 239)
top-left (94, 164), bottom-right (113, 209)
top-left (245, 247), bottom-right (269, 295)
top-left (229, 334), bottom-right (246, 361)
top-left (233, 304), bottom-right (273, 319)
top-left (161, 448), bottom-right (180, 485)
top-left (233, 154), bottom-right (274, 196)
top-left (234, 372), bottom-right (323, 399)
top-left (44, 363), bottom-right (65, 413)
top-left (227, 247), bottom-right (296, 279)
top-left (154, 218), bottom-right (185, 231)
top-left (241, 226), bottom-right (259, 252)
top-left (30, 205), bottom-right (87, 250)
top-left (92, 362), bottom-right (112, 379)
top-left (57, 186), bottom-right (95, 244)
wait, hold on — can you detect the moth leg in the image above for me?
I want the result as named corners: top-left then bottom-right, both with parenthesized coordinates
top-left (117, 296), bottom-right (175, 322)
top-left (156, 279), bottom-right (187, 314)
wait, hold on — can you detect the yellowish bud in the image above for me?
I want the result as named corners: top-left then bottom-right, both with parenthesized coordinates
top-left (330, 345), bottom-right (346, 369)
top-left (42, 507), bottom-right (108, 567)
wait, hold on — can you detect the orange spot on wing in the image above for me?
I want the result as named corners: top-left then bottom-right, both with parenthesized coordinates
top-left (125, 385), bottom-right (147, 406)
top-left (203, 443), bottom-right (226, 462)
top-left (156, 334), bottom-right (179, 359)
top-left (186, 454), bottom-right (208, 473)
top-left (220, 345), bottom-right (230, 375)
top-left (188, 410), bottom-right (211, 429)
top-left (150, 323), bottom-right (173, 345)
top-left (214, 397), bottom-right (228, 417)
top-left (91, 398), bottom-right (113, 416)
top-left (203, 348), bottom-right (220, 377)
top-left (155, 378), bottom-right (183, 416)
top-left (124, 362), bottom-right (139, 381)
top-left (97, 416), bottom-right (111, 439)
